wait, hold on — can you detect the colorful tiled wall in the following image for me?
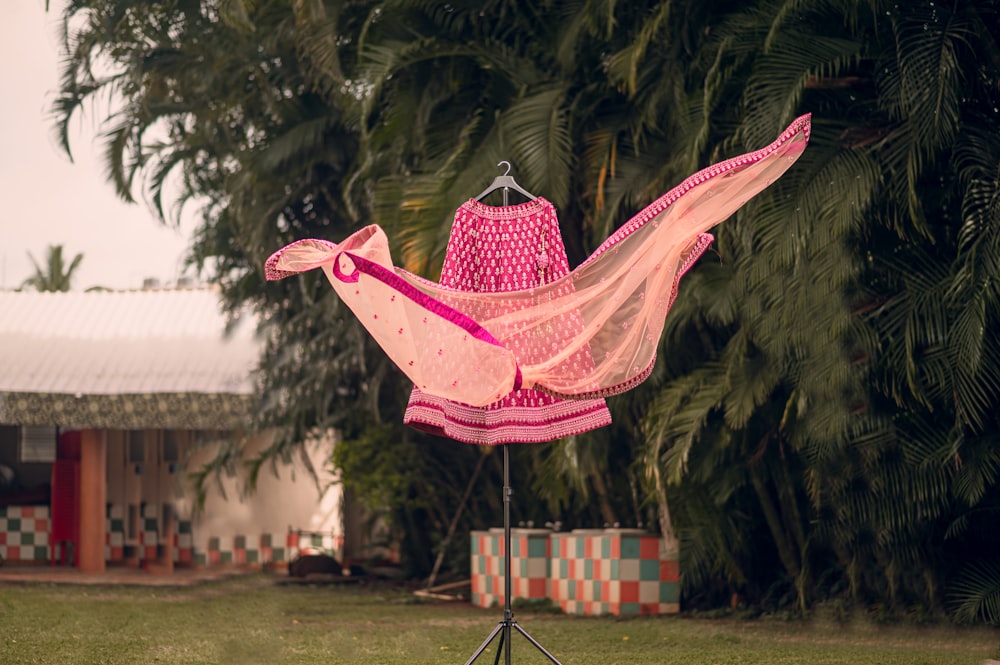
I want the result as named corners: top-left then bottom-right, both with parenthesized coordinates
top-left (195, 532), bottom-right (294, 567)
top-left (288, 529), bottom-right (343, 557)
top-left (470, 528), bottom-right (552, 609)
top-left (139, 503), bottom-right (160, 561)
top-left (550, 530), bottom-right (679, 615)
top-left (471, 528), bottom-right (504, 608)
top-left (176, 519), bottom-right (193, 564)
top-left (471, 529), bottom-right (680, 616)
top-left (0, 505), bottom-right (338, 570)
top-left (106, 503), bottom-right (125, 562)
top-left (0, 505), bottom-right (49, 562)
top-left (105, 503), bottom-right (193, 565)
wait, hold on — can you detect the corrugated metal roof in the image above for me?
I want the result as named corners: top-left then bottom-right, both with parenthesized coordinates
top-left (0, 288), bottom-right (260, 396)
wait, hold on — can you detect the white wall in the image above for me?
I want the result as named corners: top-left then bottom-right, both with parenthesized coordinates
top-left (182, 431), bottom-right (341, 560)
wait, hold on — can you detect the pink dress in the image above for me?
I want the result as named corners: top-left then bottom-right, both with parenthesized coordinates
top-left (265, 115), bottom-right (811, 444)
top-left (402, 198), bottom-right (613, 444)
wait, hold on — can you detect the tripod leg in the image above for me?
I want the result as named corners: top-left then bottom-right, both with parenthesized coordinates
top-left (513, 622), bottom-right (562, 665)
top-left (464, 622), bottom-right (504, 665)
top-left (493, 630), bottom-right (504, 665)
top-left (503, 444), bottom-right (513, 665)
top-left (504, 620), bottom-right (511, 665)
top-left (466, 445), bottom-right (563, 664)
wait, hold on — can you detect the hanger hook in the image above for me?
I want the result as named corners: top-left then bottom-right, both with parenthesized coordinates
top-left (497, 160), bottom-right (512, 176)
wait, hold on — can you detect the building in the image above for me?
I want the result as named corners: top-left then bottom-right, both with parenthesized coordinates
top-left (0, 288), bottom-right (343, 574)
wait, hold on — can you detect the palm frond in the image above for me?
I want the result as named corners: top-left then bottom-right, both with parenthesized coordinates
top-left (742, 34), bottom-right (863, 146)
top-left (953, 120), bottom-right (1000, 252)
top-left (722, 343), bottom-right (781, 430)
top-left (950, 561), bottom-right (1000, 624)
top-left (501, 85), bottom-right (575, 209)
top-left (892, 5), bottom-right (968, 153)
top-left (643, 362), bottom-right (728, 486)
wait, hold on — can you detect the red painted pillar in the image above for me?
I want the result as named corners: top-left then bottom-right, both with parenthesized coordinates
top-left (78, 429), bottom-right (107, 573)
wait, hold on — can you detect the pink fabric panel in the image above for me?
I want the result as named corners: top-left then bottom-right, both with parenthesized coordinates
top-left (404, 197), bottom-right (612, 444)
top-left (266, 228), bottom-right (522, 407)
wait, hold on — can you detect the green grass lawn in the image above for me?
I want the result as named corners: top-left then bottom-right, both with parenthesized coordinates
top-left (0, 574), bottom-right (995, 664)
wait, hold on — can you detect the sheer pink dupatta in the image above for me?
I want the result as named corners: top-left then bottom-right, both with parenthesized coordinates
top-left (265, 114), bottom-right (811, 407)
top-left (265, 228), bottom-right (523, 407)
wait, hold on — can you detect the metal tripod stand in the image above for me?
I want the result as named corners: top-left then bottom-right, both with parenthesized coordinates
top-left (464, 444), bottom-right (562, 665)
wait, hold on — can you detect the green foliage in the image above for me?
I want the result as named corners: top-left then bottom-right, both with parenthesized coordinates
top-left (19, 244), bottom-right (84, 292)
top-left (334, 420), bottom-right (420, 514)
top-left (951, 561), bottom-right (1000, 624)
top-left (51, 0), bottom-right (1000, 622)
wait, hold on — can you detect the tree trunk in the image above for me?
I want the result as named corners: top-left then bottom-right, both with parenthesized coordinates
top-left (590, 471), bottom-right (618, 527)
top-left (749, 466), bottom-right (800, 579)
top-left (425, 451), bottom-right (488, 589)
top-left (654, 466), bottom-right (679, 558)
top-left (776, 445), bottom-right (810, 609)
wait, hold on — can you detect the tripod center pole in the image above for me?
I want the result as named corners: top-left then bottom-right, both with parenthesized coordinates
top-left (503, 443), bottom-right (513, 665)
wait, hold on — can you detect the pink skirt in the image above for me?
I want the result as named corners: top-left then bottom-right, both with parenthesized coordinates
top-left (403, 198), bottom-right (612, 444)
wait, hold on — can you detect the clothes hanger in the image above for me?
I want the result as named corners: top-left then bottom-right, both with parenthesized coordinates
top-left (475, 161), bottom-right (537, 203)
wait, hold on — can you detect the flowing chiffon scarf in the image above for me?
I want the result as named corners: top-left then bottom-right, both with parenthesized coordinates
top-left (265, 114), bottom-right (811, 409)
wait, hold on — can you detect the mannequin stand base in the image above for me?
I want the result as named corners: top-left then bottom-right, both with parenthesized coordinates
top-left (464, 444), bottom-right (562, 665)
top-left (464, 613), bottom-right (561, 665)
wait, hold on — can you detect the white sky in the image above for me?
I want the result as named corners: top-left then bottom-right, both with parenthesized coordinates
top-left (0, 1), bottom-right (196, 291)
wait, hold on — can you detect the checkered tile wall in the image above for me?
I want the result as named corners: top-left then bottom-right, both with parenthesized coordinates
top-left (287, 529), bottom-right (342, 558)
top-left (195, 532), bottom-right (293, 567)
top-left (550, 530), bottom-right (679, 616)
top-left (0, 505), bottom-right (49, 562)
top-left (105, 503), bottom-right (194, 564)
top-left (471, 528), bottom-right (680, 616)
top-left (470, 528), bottom-right (551, 609)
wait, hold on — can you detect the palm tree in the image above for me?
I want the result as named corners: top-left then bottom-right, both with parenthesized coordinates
top-left (50, 0), bottom-right (552, 577)
top-left (51, 0), bottom-right (1000, 617)
top-left (352, 0), bottom-right (705, 537)
top-left (54, 0), bottom-right (382, 434)
top-left (629, 0), bottom-right (1000, 615)
top-left (20, 244), bottom-right (84, 292)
